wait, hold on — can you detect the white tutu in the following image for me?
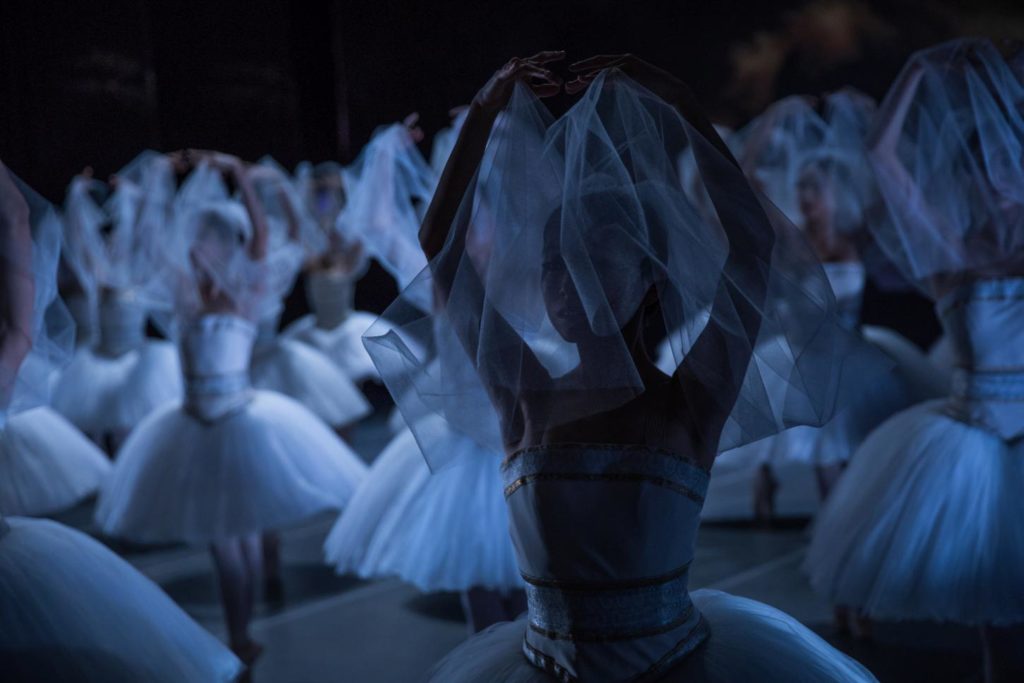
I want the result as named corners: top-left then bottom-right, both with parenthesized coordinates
top-left (0, 407), bottom-right (110, 516)
top-left (0, 516), bottom-right (241, 682)
top-left (860, 325), bottom-right (951, 401)
top-left (52, 342), bottom-right (182, 435)
top-left (426, 589), bottom-right (875, 682)
top-left (806, 400), bottom-right (1024, 625)
top-left (284, 311), bottom-right (382, 383)
top-left (699, 324), bottom-right (945, 520)
top-left (324, 416), bottom-right (521, 592)
top-left (250, 337), bottom-right (371, 428)
top-left (746, 330), bottom-right (923, 468)
top-left (96, 390), bottom-right (368, 544)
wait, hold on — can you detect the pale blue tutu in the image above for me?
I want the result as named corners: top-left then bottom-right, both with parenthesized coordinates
top-left (0, 407), bottom-right (110, 516)
top-left (807, 278), bottom-right (1024, 625)
top-left (53, 341), bottom-right (182, 435)
top-left (324, 415), bottom-right (521, 592)
top-left (96, 391), bottom-right (367, 544)
top-left (284, 311), bottom-right (383, 383)
top-left (250, 337), bottom-right (371, 429)
top-left (806, 400), bottom-right (1024, 625)
top-left (427, 589), bottom-right (874, 682)
top-left (0, 516), bottom-right (241, 682)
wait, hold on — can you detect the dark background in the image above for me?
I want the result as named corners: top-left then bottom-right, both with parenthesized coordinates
top-left (2, 0), bottom-right (1022, 341)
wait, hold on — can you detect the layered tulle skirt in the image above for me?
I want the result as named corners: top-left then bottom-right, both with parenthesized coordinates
top-left (0, 516), bottom-right (241, 682)
top-left (52, 342), bottom-right (182, 435)
top-left (250, 338), bottom-right (371, 429)
top-left (0, 407), bottom-right (110, 516)
top-left (805, 400), bottom-right (1024, 625)
top-left (324, 416), bottom-right (521, 592)
top-left (426, 589), bottom-right (876, 681)
top-left (284, 312), bottom-right (382, 383)
top-left (700, 325), bottom-right (948, 520)
top-left (96, 390), bottom-right (368, 544)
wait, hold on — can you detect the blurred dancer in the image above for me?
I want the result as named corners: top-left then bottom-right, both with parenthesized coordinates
top-left (96, 152), bottom-right (367, 666)
top-left (806, 39), bottom-right (1024, 681)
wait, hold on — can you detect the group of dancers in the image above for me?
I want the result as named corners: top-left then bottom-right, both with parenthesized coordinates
top-left (0, 36), bottom-right (1021, 682)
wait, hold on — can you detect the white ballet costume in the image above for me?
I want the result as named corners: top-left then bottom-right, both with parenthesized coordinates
top-left (53, 289), bottom-right (182, 438)
top-left (427, 444), bottom-right (876, 682)
top-left (284, 269), bottom-right (384, 384)
top-left (0, 404), bottom-right (110, 517)
top-left (96, 314), bottom-right (368, 544)
top-left (251, 310), bottom-right (371, 430)
top-left (806, 277), bottom-right (1024, 625)
top-left (0, 515), bottom-right (241, 682)
top-left (697, 262), bottom-right (941, 520)
top-left (324, 413), bottom-right (522, 593)
top-left (62, 290), bottom-right (95, 348)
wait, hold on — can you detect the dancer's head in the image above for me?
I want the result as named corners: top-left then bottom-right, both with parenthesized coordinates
top-left (189, 201), bottom-right (250, 311)
top-left (541, 189), bottom-right (666, 349)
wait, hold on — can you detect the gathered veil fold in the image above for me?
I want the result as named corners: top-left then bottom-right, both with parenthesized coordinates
top-left (868, 38), bottom-right (1024, 297)
top-left (1, 169), bottom-right (73, 424)
top-left (366, 72), bottom-right (885, 469)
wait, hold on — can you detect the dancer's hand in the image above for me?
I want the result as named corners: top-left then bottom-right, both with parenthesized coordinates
top-left (403, 112), bottom-right (425, 143)
top-left (473, 51), bottom-right (564, 113)
top-left (184, 150), bottom-right (269, 260)
top-left (187, 149), bottom-right (247, 180)
top-left (566, 54), bottom-right (686, 103)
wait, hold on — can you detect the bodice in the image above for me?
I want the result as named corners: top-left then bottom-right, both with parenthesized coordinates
top-left (179, 314), bottom-right (255, 422)
top-left (502, 444), bottom-right (711, 681)
top-left (253, 314), bottom-right (281, 357)
top-left (95, 289), bottom-right (147, 358)
top-left (937, 277), bottom-right (1024, 440)
top-left (823, 262), bottom-right (865, 329)
top-left (306, 270), bottom-right (355, 330)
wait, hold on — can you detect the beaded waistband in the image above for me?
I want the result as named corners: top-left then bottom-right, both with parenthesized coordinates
top-left (183, 371), bottom-right (252, 422)
top-left (951, 368), bottom-right (1024, 402)
top-left (503, 443), bottom-right (710, 681)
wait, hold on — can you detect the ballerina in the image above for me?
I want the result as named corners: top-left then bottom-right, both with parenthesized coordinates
top-left (0, 161), bottom-right (241, 683)
top-left (323, 408), bottom-right (525, 633)
top-left (366, 51), bottom-right (879, 681)
top-left (95, 151), bottom-right (368, 667)
top-left (703, 91), bottom-right (947, 522)
top-left (805, 39), bottom-right (1024, 681)
top-left (286, 116), bottom-right (434, 384)
top-left (323, 192), bottom-right (523, 632)
top-left (0, 162), bottom-right (110, 519)
top-left (240, 160), bottom-right (372, 435)
top-left (53, 153), bottom-right (183, 454)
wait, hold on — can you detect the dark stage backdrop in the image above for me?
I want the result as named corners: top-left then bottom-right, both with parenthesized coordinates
top-left (2, 0), bottom-right (1020, 341)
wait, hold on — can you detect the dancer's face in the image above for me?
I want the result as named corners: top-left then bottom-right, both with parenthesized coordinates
top-left (191, 214), bottom-right (245, 312)
top-left (542, 214), bottom-right (650, 343)
top-left (313, 176), bottom-right (344, 226)
top-left (542, 215), bottom-right (591, 343)
top-left (542, 258), bottom-right (593, 343)
top-left (797, 165), bottom-right (835, 228)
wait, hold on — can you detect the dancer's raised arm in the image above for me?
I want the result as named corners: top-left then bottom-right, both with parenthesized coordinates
top-left (568, 55), bottom-right (776, 451)
top-left (419, 51), bottom-right (563, 262)
top-left (186, 150), bottom-right (270, 261)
